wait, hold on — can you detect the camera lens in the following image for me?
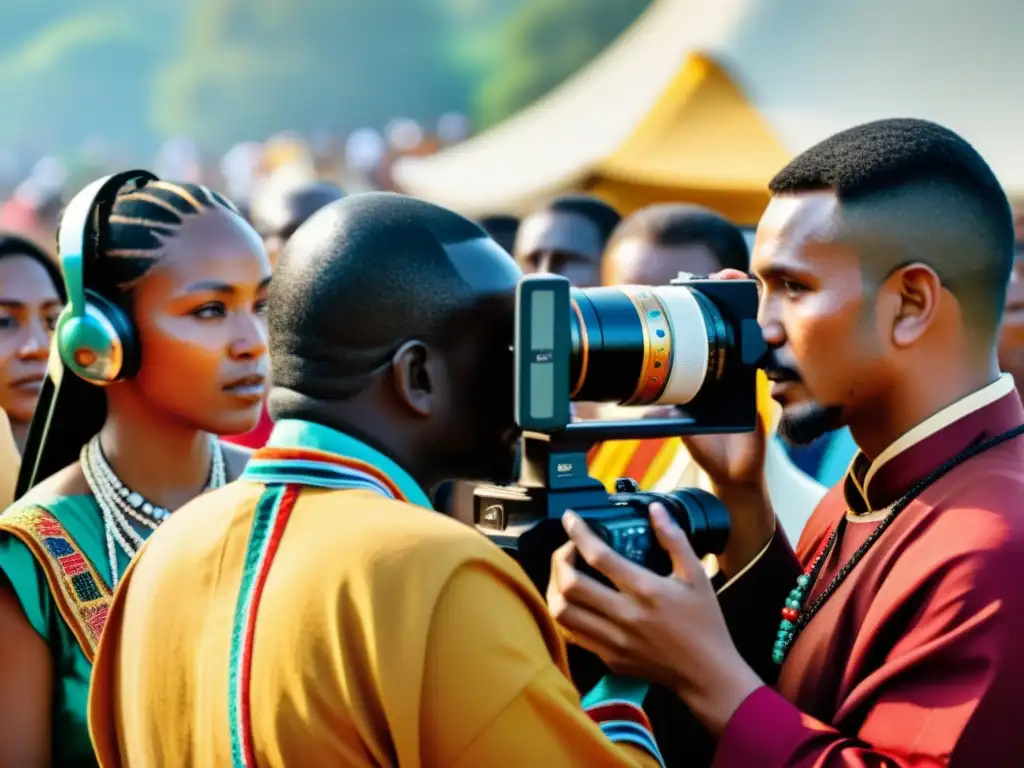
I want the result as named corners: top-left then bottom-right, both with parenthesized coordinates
top-left (569, 285), bottom-right (734, 407)
top-left (658, 487), bottom-right (730, 557)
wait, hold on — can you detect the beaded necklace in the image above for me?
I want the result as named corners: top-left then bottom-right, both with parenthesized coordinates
top-left (80, 434), bottom-right (227, 589)
top-left (773, 422), bottom-right (1024, 665)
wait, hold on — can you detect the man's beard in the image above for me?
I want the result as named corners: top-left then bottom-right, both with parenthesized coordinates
top-left (777, 401), bottom-right (845, 446)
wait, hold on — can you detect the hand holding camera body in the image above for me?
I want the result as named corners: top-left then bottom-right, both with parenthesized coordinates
top-left (474, 272), bottom-right (767, 593)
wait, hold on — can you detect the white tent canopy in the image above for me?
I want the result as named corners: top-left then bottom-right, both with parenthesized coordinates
top-left (395, 0), bottom-right (1024, 216)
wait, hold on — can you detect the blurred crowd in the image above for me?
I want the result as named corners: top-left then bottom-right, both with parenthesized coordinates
top-left (0, 116), bottom-right (472, 257)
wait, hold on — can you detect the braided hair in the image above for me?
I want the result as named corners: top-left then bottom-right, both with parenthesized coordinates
top-left (96, 180), bottom-right (239, 296)
top-left (16, 179), bottom-right (242, 498)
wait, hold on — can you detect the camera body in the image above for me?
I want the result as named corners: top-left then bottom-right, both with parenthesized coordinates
top-left (474, 273), bottom-right (766, 593)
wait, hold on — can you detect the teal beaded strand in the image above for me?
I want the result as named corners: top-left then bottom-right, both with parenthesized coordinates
top-left (772, 574), bottom-right (811, 664)
top-left (772, 528), bottom-right (837, 665)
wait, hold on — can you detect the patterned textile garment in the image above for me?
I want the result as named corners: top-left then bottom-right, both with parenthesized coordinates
top-left (89, 419), bottom-right (666, 768)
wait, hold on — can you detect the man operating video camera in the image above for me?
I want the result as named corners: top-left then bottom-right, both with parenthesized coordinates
top-left (88, 192), bottom-right (668, 767)
top-left (546, 119), bottom-right (1024, 767)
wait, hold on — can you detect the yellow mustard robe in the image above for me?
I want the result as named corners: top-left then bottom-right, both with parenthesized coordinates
top-left (89, 419), bottom-right (665, 768)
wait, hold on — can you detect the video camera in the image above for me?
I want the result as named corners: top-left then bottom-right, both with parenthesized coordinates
top-left (474, 273), bottom-right (767, 592)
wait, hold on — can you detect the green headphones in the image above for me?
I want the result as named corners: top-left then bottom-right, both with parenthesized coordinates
top-left (54, 170), bottom-right (158, 384)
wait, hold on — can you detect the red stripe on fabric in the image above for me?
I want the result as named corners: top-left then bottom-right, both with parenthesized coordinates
top-left (622, 439), bottom-right (668, 483)
top-left (239, 483), bottom-right (301, 766)
top-left (252, 447), bottom-right (406, 501)
top-left (585, 700), bottom-right (653, 732)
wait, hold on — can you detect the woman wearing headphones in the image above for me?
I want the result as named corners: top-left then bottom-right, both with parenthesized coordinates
top-left (0, 172), bottom-right (271, 766)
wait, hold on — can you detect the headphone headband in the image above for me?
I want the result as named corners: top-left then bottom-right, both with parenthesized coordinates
top-left (57, 170), bottom-right (157, 319)
top-left (54, 169), bottom-right (158, 384)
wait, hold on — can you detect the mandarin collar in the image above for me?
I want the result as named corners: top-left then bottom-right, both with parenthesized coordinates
top-left (843, 375), bottom-right (1021, 513)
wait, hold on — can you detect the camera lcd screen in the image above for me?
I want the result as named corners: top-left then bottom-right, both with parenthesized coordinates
top-left (530, 361), bottom-right (554, 419)
top-left (530, 290), bottom-right (555, 350)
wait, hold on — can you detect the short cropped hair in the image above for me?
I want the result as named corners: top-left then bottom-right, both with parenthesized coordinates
top-left (770, 118), bottom-right (1014, 332)
top-left (546, 195), bottom-right (621, 245)
top-left (606, 203), bottom-right (749, 271)
top-left (269, 192), bottom-right (499, 400)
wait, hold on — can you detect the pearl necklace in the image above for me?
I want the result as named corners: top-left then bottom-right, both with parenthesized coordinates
top-left (80, 435), bottom-right (227, 589)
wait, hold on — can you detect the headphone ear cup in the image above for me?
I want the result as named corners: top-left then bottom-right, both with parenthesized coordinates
top-left (56, 292), bottom-right (139, 383)
top-left (86, 292), bottom-right (140, 381)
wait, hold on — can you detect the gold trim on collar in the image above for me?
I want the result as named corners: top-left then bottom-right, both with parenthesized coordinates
top-left (861, 373), bottom-right (1015, 497)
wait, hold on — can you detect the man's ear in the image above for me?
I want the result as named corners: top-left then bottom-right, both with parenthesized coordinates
top-left (884, 263), bottom-right (944, 348)
top-left (390, 340), bottom-right (435, 417)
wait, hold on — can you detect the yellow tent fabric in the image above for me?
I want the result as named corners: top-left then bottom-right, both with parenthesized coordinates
top-left (395, 0), bottom-right (1024, 221)
top-left (587, 52), bottom-right (790, 226)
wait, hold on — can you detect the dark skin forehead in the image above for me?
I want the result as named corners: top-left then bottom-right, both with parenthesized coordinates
top-left (148, 207), bottom-right (270, 281)
top-left (751, 193), bottom-right (852, 279)
top-left (514, 210), bottom-right (604, 266)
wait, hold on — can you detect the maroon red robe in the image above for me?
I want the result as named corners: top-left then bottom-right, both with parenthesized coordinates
top-left (714, 374), bottom-right (1024, 767)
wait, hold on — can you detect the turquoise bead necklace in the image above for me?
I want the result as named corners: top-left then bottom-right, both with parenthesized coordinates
top-left (773, 422), bottom-right (1024, 666)
top-left (772, 526), bottom-right (839, 665)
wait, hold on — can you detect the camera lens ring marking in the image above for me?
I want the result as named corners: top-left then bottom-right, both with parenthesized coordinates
top-left (622, 287), bottom-right (673, 405)
top-left (654, 287), bottom-right (711, 404)
top-left (570, 298), bottom-right (589, 398)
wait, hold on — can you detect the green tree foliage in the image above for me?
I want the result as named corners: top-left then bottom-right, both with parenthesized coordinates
top-left (0, 5), bottom-right (177, 155)
top-left (475, 0), bottom-right (651, 129)
top-left (0, 0), bottom-right (649, 158)
top-left (154, 0), bottom-right (477, 151)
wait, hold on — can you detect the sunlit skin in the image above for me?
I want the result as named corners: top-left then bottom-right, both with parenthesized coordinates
top-left (602, 239), bottom-right (722, 286)
top-left (123, 211), bottom-right (271, 438)
top-left (753, 191), bottom-right (994, 459)
top-left (544, 190), bottom-right (1004, 742)
top-left (0, 256), bottom-right (61, 449)
top-left (0, 205), bottom-right (270, 766)
top-left (516, 209), bottom-right (604, 287)
top-left (752, 193), bottom-right (886, 445)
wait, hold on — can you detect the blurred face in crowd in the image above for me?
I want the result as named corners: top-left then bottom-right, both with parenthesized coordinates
top-left (122, 209), bottom-right (272, 436)
top-left (997, 204), bottom-right (1024, 397)
top-left (253, 183), bottom-right (345, 270)
top-left (752, 192), bottom-right (893, 445)
top-left (0, 255), bottom-right (61, 426)
top-left (602, 237), bottom-right (722, 287)
top-left (514, 209), bottom-right (603, 287)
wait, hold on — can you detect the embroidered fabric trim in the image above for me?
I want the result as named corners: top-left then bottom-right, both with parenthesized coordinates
top-left (587, 705), bottom-right (666, 768)
top-left (242, 447), bottom-right (408, 502)
top-left (227, 484), bottom-right (298, 768)
top-left (0, 505), bottom-right (112, 661)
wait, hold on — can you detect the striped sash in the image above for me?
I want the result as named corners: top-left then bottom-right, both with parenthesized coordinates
top-left (228, 447), bottom-right (406, 768)
top-left (0, 505), bottom-right (112, 661)
top-left (582, 676), bottom-right (666, 767)
top-left (228, 446), bottom-right (665, 768)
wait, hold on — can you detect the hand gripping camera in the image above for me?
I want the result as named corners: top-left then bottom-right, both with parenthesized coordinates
top-left (473, 273), bottom-right (767, 593)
